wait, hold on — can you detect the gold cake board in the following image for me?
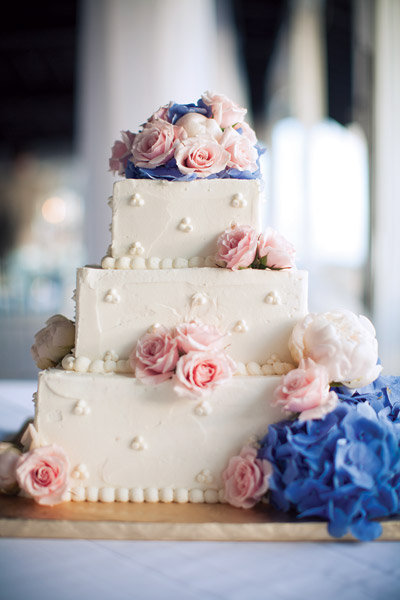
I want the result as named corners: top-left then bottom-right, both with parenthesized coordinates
top-left (1, 495), bottom-right (400, 541)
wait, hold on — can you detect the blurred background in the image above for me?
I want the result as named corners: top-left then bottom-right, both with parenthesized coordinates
top-left (0, 0), bottom-right (399, 378)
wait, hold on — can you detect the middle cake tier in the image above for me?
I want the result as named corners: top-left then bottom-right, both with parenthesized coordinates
top-left (74, 266), bottom-right (308, 368)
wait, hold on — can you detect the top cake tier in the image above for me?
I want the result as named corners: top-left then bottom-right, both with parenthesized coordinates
top-left (102, 179), bottom-right (263, 268)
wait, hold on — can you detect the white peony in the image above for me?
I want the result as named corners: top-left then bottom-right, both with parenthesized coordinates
top-left (0, 443), bottom-right (21, 493)
top-left (175, 113), bottom-right (223, 141)
top-left (31, 314), bottom-right (75, 369)
top-left (289, 310), bottom-right (382, 388)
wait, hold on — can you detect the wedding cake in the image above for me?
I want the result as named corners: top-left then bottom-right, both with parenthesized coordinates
top-left (1, 92), bottom-right (399, 541)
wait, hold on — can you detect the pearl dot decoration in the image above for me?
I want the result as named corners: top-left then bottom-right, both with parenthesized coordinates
top-left (144, 487), bottom-right (159, 503)
top-left (71, 464), bottom-right (90, 480)
top-left (129, 193), bottom-right (145, 207)
top-left (230, 192), bottom-right (247, 208)
top-left (194, 401), bottom-right (212, 417)
top-left (264, 291), bottom-right (281, 305)
top-left (104, 288), bottom-right (120, 304)
top-left (189, 489), bottom-right (204, 503)
top-left (59, 486), bottom-right (226, 503)
top-left (73, 399), bottom-right (91, 416)
top-left (159, 487), bottom-right (174, 503)
top-left (102, 254), bottom-right (217, 270)
top-left (178, 217), bottom-right (193, 233)
top-left (129, 241), bottom-right (145, 256)
top-left (62, 355), bottom-right (75, 371)
top-left (196, 469), bottom-right (214, 484)
top-left (71, 487), bottom-right (85, 502)
top-left (130, 435), bottom-right (148, 451)
top-left (99, 487), bottom-right (115, 503)
top-left (233, 319), bottom-right (248, 333)
top-left (204, 489), bottom-right (219, 504)
top-left (190, 292), bottom-right (208, 307)
top-left (115, 256), bottom-right (131, 269)
top-left (103, 350), bottom-right (119, 362)
top-left (74, 356), bottom-right (91, 373)
top-left (101, 256), bottom-right (115, 269)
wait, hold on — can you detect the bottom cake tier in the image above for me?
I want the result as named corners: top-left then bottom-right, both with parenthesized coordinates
top-left (33, 369), bottom-right (284, 503)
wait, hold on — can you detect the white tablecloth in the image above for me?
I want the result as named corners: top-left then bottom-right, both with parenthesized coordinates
top-left (1, 380), bottom-right (400, 600)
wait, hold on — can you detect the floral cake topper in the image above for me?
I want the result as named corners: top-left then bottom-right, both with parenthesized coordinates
top-left (109, 92), bottom-right (264, 181)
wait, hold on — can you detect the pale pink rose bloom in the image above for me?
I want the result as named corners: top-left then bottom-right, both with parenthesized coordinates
top-left (174, 321), bottom-right (224, 354)
top-left (174, 136), bottom-right (229, 177)
top-left (222, 445), bottom-right (271, 509)
top-left (15, 445), bottom-right (70, 506)
top-left (289, 310), bottom-right (381, 388)
top-left (148, 102), bottom-right (172, 122)
top-left (174, 350), bottom-right (235, 398)
top-left (220, 127), bottom-right (258, 172)
top-left (109, 130), bottom-right (135, 175)
top-left (202, 91), bottom-right (247, 128)
top-left (0, 443), bottom-right (21, 493)
top-left (233, 121), bottom-right (257, 145)
top-left (132, 327), bottom-right (179, 384)
top-left (273, 358), bottom-right (338, 420)
top-left (131, 121), bottom-right (186, 168)
top-left (216, 225), bottom-right (258, 270)
top-left (258, 227), bottom-right (296, 269)
top-left (175, 113), bottom-right (222, 141)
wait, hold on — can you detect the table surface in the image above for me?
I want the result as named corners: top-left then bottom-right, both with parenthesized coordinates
top-left (1, 379), bottom-right (400, 600)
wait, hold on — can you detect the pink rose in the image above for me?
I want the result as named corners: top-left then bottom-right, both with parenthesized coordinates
top-left (222, 445), bottom-right (271, 509)
top-left (131, 121), bottom-right (186, 168)
top-left (148, 102), bottom-right (172, 122)
top-left (221, 127), bottom-right (258, 172)
top-left (202, 91), bottom-right (247, 128)
top-left (258, 227), bottom-right (296, 269)
top-left (109, 130), bottom-right (135, 175)
top-left (132, 326), bottom-right (179, 384)
top-left (216, 225), bottom-right (258, 270)
top-left (174, 350), bottom-right (235, 398)
top-left (233, 121), bottom-right (257, 145)
top-left (174, 137), bottom-right (229, 177)
top-left (174, 321), bottom-right (224, 354)
top-left (273, 358), bottom-right (338, 421)
top-left (15, 445), bottom-right (70, 506)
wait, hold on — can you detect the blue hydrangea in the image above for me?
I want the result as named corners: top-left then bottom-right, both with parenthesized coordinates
top-left (258, 376), bottom-right (400, 541)
top-left (125, 152), bottom-right (264, 181)
top-left (167, 98), bottom-right (212, 124)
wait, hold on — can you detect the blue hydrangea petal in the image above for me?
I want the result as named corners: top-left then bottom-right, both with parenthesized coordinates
top-left (167, 101), bottom-right (211, 124)
top-left (327, 507), bottom-right (351, 538)
top-left (350, 518), bottom-right (382, 542)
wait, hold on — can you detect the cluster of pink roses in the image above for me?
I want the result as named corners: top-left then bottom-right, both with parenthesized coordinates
top-left (216, 225), bottom-right (296, 271)
top-left (109, 91), bottom-right (260, 178)
top-left (130, 321), bottom-right (236, 398)
top-left (0, 443), bottom-right (69, 506)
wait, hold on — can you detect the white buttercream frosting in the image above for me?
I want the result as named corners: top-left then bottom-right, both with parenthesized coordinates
top-left (74, 266), bottom-right (307, 366)
top-left (110, 179), bottom-right (263, 261)
top-left (34, 369), bottom-right (285, 500)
